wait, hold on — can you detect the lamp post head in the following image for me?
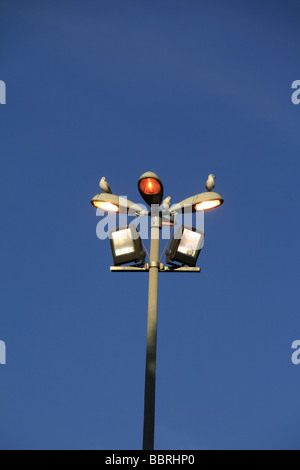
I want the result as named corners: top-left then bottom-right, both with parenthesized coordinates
top-left (138, 172), bottom-right (164, 207)
top-left (171, 191), bottom-right (224, 213)
top-left (91, 193), bottom-right (144, 215)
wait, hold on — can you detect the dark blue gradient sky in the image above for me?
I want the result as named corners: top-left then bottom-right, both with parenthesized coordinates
top-left (1, 0), bottom-right (300, 450)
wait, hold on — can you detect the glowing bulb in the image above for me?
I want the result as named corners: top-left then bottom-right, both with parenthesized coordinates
top-left (195, 200), bottom-right (221, 211)
top-left (139, 178), bottom-right (161, 195)
top-left (92, 201), bottom-right (119, 212)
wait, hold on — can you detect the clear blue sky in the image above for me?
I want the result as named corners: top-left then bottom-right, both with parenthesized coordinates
top-left (1, 0), bottom-right (300, 450)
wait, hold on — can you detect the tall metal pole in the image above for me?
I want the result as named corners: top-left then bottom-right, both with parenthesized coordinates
top-left (143, 206), bottom-right (161, 451)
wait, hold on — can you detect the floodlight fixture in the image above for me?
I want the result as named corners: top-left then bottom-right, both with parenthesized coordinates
top-left (138, 172), bottom-right (164, 206)
top-left (166, 226), bottom-right (204, 267)
top-left (110, 225), bottom-right (145, 266)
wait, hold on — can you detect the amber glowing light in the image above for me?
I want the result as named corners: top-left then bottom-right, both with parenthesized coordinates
top-left (139, 178), bottom-right (161, 195)
top-left (195, 200), bottom-right (222, 211)
top-left (92, 201), bottom-right (119, 212)
top-left (162, 221), bottom-right (175, 226)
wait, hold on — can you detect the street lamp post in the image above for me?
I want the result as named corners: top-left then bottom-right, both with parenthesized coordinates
top-left (91, 171), bottom-right (224, 450)
top-left (143, 205), bottom-right (160, 450)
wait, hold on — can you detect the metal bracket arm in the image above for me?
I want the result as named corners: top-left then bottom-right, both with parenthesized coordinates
top-left (110, 265), bottom-right (201, 273)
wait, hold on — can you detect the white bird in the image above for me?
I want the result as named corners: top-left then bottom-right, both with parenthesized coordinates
top-left (162, 196), bottom-right (172, 211)
top-left (99, 177), bottom-right (112, 194)
top-left (206, 174), bottom-right (216, 192)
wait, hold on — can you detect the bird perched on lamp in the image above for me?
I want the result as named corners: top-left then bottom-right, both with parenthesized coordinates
top-left (162, 196), bottom-right (172, 211)
top-left (206, 174), bottom-right (216, 192)
top-left (99, 177), bottom-right (112, 194)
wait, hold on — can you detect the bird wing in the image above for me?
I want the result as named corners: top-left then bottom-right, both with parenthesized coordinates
top-left (106, 181), bottom-right (112, 193)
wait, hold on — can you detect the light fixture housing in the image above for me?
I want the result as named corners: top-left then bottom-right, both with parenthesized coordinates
top-left (91, 193), bottom-right (144, 215)
top-left (110, 225), bottom-right (145, 266)
top-left (171, 192), bottom-right (224, 214)
top-left (166, 226), bottom-right (204, 267)
top-left (138, 172), bottom-right (164, 207)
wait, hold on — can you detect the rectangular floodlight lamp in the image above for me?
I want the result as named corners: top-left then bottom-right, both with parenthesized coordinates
top-left (110, 225), bottom-right (145, 266)
top-left (166, 226), bottom-right (204, 267)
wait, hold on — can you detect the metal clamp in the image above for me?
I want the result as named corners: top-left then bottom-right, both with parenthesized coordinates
top-left (149, 261), bottom-right (160, 269)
